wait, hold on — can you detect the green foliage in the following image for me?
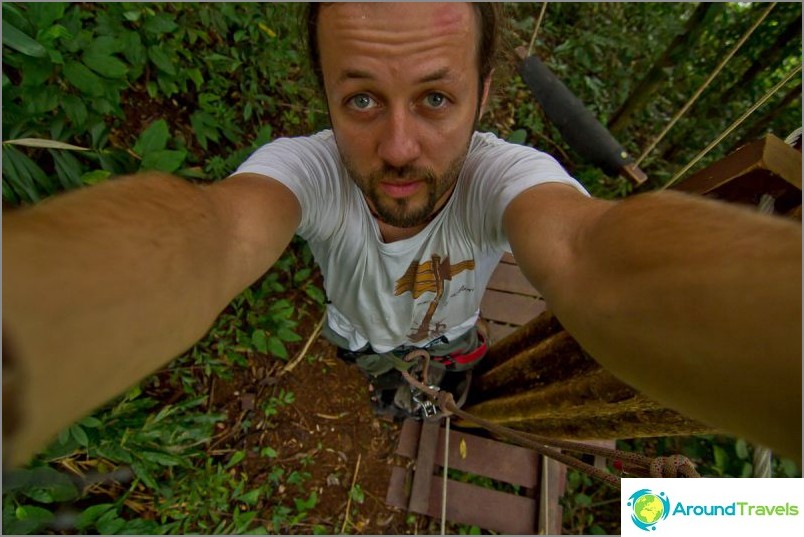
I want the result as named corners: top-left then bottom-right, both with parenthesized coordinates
top-left (2, 2), bottom-right (326, 205)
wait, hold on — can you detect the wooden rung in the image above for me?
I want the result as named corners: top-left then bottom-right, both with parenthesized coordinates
top-left (407, 421), bottom-right (441, 514)
top-left (487, 263), bottom-right (542, 298)
top-left (481, 291), bottom-right (547, 327)
top-left (386, 467), bottom-right (539, 535)
top-left (395, 419), bottom-right (541, 490)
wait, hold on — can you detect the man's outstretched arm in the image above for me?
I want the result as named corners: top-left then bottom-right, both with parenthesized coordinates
top-left (2, 172), bottom-right (300, 467)
top-left (504, 183), bottom-right (802, 460)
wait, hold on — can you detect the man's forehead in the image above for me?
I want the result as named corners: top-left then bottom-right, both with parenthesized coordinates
top-left (318, 2), bottom-right (476, 38)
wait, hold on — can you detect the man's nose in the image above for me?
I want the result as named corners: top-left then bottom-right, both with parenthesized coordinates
top-left (377, 107), bottom-right (421, 168)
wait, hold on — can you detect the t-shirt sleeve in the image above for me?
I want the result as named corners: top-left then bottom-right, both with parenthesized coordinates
top-left (462, 133), bottom-right (589, 252)
top-left (232, 131), bottom-right (341, 241)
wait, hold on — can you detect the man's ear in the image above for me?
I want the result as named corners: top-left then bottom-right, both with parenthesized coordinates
top-left (479, 71), bottom-right (494, 118)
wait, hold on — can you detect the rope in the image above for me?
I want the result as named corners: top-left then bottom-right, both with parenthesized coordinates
top-left (441, 416), bottom-right (450, 535)
top-left (663, 63), bottom-right (802, 189)
top-left (526, 3), bottom-right (549, 57)
top-left (636, 2), bottom-right (777, 166)
top-left (400, 351), bottom-right (701, 491)
top-left (753, 446), bottom-right (773, 478)
top-left (751, 192), bottom-right (777, 479)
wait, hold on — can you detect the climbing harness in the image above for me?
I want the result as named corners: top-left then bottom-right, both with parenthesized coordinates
top-left (401, 349), bottom-right (702, 493)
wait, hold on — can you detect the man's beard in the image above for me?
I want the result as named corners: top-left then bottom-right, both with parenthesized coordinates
top-left (343, 144), bottom-right (470, 229)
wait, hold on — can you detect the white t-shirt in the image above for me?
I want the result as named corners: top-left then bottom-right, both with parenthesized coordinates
top-left (236, 130), bottom-right (587, 352)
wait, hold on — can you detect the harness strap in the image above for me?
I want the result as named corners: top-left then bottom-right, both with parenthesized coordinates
top-left (430, 332), bottom-right (488, 367)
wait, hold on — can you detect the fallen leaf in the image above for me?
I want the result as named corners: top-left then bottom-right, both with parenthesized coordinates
top-left (460, 438), bottom-right (467, 459)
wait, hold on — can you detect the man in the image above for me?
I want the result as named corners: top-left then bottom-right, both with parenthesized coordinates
top-left (3, 3), bottom-right (801, 468)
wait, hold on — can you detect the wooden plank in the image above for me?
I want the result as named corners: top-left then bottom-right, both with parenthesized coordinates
top-left (397, 421), bottom-right (541, 489)
top-left (425, 478), bottom-right (538, 535)
top-left (481, 290), bottom-right (547, 327)
top-left (395, 418), bottom-right (422, 457)
top-left (433, 427), bottom-right (541, 489)
top-left (673, 134), bottom-right (802, 194)
top-left (501, 252), bottom-right (517, 265)
top-left (488, 321), bottom-right (517, 343)
top-left (386, 466), bottom-right (410, 509)
top-left (407, 421), bottom-right (441, 513)
top-left (487, 262), bottom-right (542, 298)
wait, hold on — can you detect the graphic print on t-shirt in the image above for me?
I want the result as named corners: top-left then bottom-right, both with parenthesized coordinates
top-left (394, 254), bottom-right (476, 342)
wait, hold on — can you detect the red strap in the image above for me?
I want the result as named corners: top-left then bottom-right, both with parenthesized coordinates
top-left (448, 334), bottom-right (488, 365)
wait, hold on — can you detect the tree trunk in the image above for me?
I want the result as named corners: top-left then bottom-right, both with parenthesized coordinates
top-left (607, 2), bottom-right (725, 136)
top-left (719, 17), bottom-right (801, 104)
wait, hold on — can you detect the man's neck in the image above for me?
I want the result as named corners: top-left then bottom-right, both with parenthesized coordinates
top-left (375, 219), bottom-right (429, 243)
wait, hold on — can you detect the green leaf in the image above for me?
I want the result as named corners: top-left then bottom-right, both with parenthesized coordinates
top-left (2, 20), bottom-right (47, 57)
top-left (63, 60), bottom-right (104, 97)
top-left (507, 128), bottom-right (528, 145)
top-left (3, 146), bottom-right (40, 202)
top-left (22, 467), bottom-right (80, 503)
top-left (735, 438), bottom-right (749, 460)
top-left (143, 12), bottom-right (178, 34)
top-left (574, 492), bottom-right (592, 507)
top-left (277, 327), bottom-right (302, 343)
top-left (83, 50), bottom-right (128, 79)
top-left (267, 337), bottom-right (288, 359)
top-left (305, 284), bottom-right (325, 304)
top-left (713, 444), bottom-right (728, 474)
top-left (131, 462), bottom-right (158, 490)
top-left (260, 446), bottom-right (278, 458)
top-left (70, 424), bottom-right (89, 446)
top-left (147, 45), bottom-right (176, 75)
top-left (62, 94), bottom-right (88, 127)
top-left (15, 505), bottom-right (53, 527)
top-left (75, 503), bottom-right (114, 530)
top-left (81, 169), bottom-right (111, 185)
top-left (51, 150), bottom-right (83, 190)
top-left (140, 150), bottom-right (186, 173)
top-left (6, 138), bottom-right (88, 151)
top-left (226, 450), bottom-right (246, 469)
top-left (251, 330), bottom-right (268, 353)
top-left (134, 119), bottom-right (169, 156)
top-left (96, 509), bottom-right (126, 535)
top-left (139, 451), bottom-right (181, 466)
top-left (239, 489), bottom-right (262, 506)
top-left (349, 485), bottom-right (364, 504)
top-left (27, 3), bottom-right (67, 29)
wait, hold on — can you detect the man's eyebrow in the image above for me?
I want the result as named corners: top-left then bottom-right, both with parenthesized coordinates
top-left (339, 69), bottom-right (374, 83)
top-left (416, 67), bottom-right (452, 84)
top-left (337, 67), bottom-right (454, 84)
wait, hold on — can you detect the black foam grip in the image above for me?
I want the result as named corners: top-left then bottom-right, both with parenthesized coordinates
top-left (518, 55), bottom-right (632, 176)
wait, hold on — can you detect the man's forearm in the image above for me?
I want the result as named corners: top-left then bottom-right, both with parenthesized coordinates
top-left (507, 186), bottom-right (801, 459)
top-left (549, 191), bottom-right (802, 459)
top-left (3, 173), bottom-right (259, 466)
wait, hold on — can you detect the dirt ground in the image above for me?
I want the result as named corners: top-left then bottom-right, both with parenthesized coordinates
top-left (207, 318), bottom-right (441, 535)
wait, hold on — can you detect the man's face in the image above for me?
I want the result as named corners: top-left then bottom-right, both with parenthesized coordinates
top-left (318, 3), bottom-right (488, 229)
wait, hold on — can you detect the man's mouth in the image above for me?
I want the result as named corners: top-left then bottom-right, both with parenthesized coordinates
top-left (379, 180), bottom-right (423, 199)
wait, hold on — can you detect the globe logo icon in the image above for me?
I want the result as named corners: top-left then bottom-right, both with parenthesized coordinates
top-left (627, 489), bottom-right (670, 531)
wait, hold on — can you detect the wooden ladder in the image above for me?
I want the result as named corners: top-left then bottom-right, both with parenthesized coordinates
top-left (385, 418), bottom-right (567, 535)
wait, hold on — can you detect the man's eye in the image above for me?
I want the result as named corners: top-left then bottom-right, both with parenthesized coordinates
top-left (424, 92), bottom-right (447, 108)
top-left (348, 94), bottom-right (376, 110)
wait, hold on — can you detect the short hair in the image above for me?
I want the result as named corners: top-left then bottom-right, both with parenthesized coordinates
top-left (304, 3), bottom-right (501, 90)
